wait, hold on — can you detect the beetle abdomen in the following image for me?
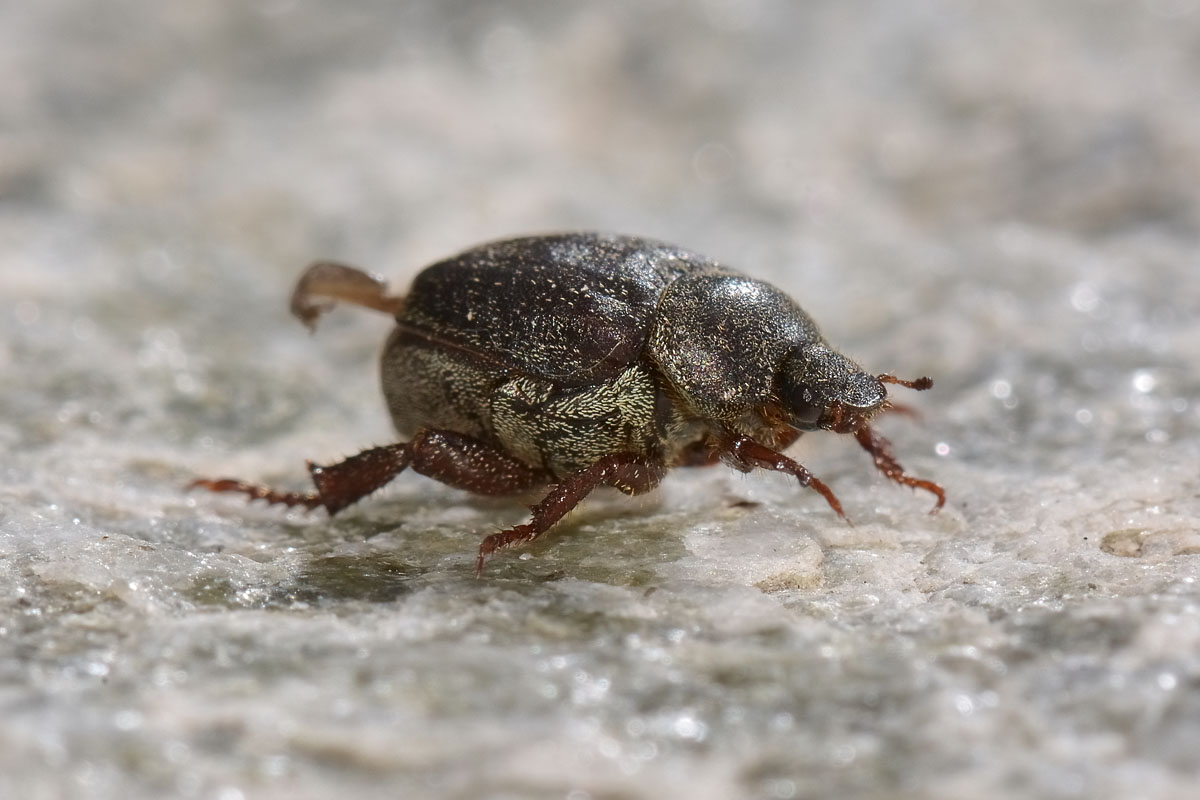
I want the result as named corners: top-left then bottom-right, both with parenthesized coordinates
top-left (382, 327), bottom-right (671, 476)
top-left (490, 364), bottom-right (662, 476)
top-left (380, 328), bottom-right (498, 441)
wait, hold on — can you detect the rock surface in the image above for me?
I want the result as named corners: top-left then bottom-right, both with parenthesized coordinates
top-left (2, 1), bottom-right (1198, 798)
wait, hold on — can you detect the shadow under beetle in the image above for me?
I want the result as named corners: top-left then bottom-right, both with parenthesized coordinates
top-left (191, 233), bottom-right (945, 574)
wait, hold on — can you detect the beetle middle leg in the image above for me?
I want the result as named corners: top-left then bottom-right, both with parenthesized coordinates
top-left (190, 429), bottom-right (548, 515)
top-left (853, 424), bottom-right (946, 513)
top-left (475, 453), bottom-right (667, 575)
top-left (718, 435), bottom-right (847, 520)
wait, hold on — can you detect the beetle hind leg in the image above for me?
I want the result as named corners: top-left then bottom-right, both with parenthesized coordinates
top-left (853, 424), bottom-right (946, 513)
top-left (190, 430), bottom-right (548, 516)
top-left (189, 442), bottom-right (413, 514)
top-left (184, 477), bottom-right (325, 511)
top-left (406, 430), bottom-right (549, 495)
top-left (475, 454), bottom-right (667, 576)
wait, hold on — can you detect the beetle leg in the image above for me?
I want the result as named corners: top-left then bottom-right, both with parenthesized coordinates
top-left (190, 430), bottom-right (548, 515)
top-left (307, 444), bottom-right (413, 513)
top-left (853, 424), bottom-right (946, 513)
top-left (290, 261), bottom-right (405, 331)
top-left (189, 443), bottom-right (413, 514)
top-left (184, 477), bottom-right (326, 510)
top-left (407, 430), bottom-right (549, 496)
top-left (719, 435), bottom-right (846, 520)
top-left (475, 454), bottom-right (666, 575)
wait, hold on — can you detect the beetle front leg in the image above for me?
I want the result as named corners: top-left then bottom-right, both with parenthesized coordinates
top-left (475, 453), bottom-right (667, 575)
top-left (853, 424), bottom-right (946, 513)
top-left (719, 435), bottom-right (847, 520)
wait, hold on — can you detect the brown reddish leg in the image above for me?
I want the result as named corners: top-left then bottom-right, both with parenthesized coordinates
top-left (677, 427), bottom-right (801, 469)
top-left (186, 477), bottom-right (330, 511)
top-left (475, 454), bottom-right (667, 575)
top-left (188, 443), bottom-right (412, 513)
top-left (853, 424), bottom-right (946, 513)
top-left (290, 261), bottom-right (406, 331)
top-left (718, 435), bottom-right (847, 520)
top-left (189, 429), bottom-right (549, 515)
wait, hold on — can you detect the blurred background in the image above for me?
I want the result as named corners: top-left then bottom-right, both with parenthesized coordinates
top-left (2, 1), bottom-right (1198, 798)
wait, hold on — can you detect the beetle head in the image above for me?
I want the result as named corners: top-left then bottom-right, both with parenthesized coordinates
top-left (778, 344), bottom-right (882, 432)
top-left (778, 344), bottom-right (932, 433)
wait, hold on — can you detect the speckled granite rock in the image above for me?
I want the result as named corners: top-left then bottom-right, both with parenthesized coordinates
top-left (2, 2), bottom-right (1198, 798)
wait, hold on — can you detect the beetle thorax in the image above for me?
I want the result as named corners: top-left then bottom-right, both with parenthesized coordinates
top-left (648, 272), bottom-right (825, 423)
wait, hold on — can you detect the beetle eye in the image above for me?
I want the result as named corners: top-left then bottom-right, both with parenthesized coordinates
top-left (784, 385), bottom-right (823, 426)
top-left (779, 345), bottom-right (833, 428)
top-left (776, 376), bottom-right (825, 428)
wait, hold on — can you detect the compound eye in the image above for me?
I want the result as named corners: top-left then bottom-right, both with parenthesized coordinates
top-left (784, 384), bottom-right (823, 427)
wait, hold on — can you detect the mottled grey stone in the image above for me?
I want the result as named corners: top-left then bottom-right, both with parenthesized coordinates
top-left (2, 2), bottom-right (1198, 799)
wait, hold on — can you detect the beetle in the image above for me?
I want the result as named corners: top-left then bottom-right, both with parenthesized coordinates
top-left (191, 232), bottom-right (944, 573)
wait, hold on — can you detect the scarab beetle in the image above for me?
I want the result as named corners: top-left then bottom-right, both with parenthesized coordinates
top-left (191, 233), bottom-right (945, 573)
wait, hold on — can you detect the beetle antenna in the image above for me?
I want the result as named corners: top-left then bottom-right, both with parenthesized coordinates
top-left (878, 374), bottom-right (933, 391)
top-left (290, 261), bottom-right (406, 332)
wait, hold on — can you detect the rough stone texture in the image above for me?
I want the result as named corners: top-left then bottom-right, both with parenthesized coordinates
top-left (2, 2), bottom-right (1198, 799)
